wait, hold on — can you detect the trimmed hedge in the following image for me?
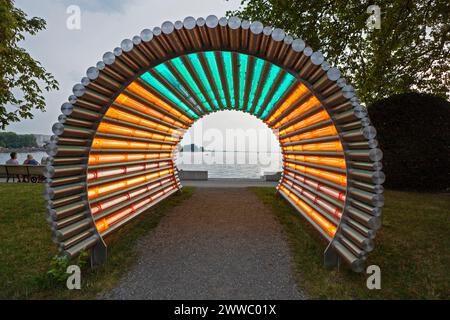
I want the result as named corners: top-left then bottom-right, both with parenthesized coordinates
top-left (368, 92), bottom-right (450, 191)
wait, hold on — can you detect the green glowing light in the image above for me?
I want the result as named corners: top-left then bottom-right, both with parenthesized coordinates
top-left (154, 64), bottom-right (203, 112)
top-left (222, 51), bottom-right (235, 109)
top-left (260, 73), bottom-right (296, 120)
top-left (187, 53), bottom-right (220, 110)
top-left (246, 58), bottom-right (264, 112)
top-left (238, 54), bottom-right (248, 110)
top-left (253, 64), bottom-right (282, 115)
top-left (204, 52), bottom-right (226, 109)
top-left (170, 58), bottom-right (212, 112)
top-left (140, 72), bottom-right (199, 119)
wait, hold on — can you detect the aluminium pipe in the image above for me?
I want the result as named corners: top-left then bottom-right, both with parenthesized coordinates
top-left (348, 186), bottom-right (385, 208)
top-left (282, 180), bottom-right (340, 225)
top-left (332, 240), bottom-right (364, 272)
top-left (45, 182), bottom-right (86, 200)
top-left (349, 169), bottom-right (386, 184)
top-left (89, 173), bottom-right (175, 205)
top-left (338, 235), bottom-right (367, 259)
top-left (283, 173), bottom-right (345, 208)
top-left (62, 234), bottom-right (99, 259)
top-left (113, 46), bottom-right (140, 72)
top-left (47, 175), bottom-right (86, 188)
top-left (44, 164), bottom-right (86, 179)
top-left (266, 28), bottom-right (286, 60)
top-left (278, 187), bottom-right (333, 242)
top-left (185, 17), bottom-right (202, 49)
top-left (345, 217), bottom-right (377, 239)
top-left (174, 20), bottom-right (193, 51)
top-left (93, 179), bottom-right (177, 221)
top-left (340, 224), bottom-right (374, 252)
top-left (48, 201), bottom-right (88, 221)
top-left (100, 187), bottom-right (180, 238)
top-left (54, 218), bottom-right (92, 241)
top-left (259, 26), bottom-right (273, 54)
top-left (51, 212), bottom-right (87, 230)
top-left (218, 17), bottom-right (229, 48)
top-left (88, 157), bottom-right (173, 170)
top-left (346, 206), bottom-right (381, 229)
top-left (58, 230), bottom-right (95, 251)
top-left (48, 193), bottom-right (87, 209)
top-left (284, 166), bottom-right (346, 192)
top-left (87, 165), bottom-right (173, 188)
top-left (350, 198), bottom-right (383, 215)
top-left (351, 180), bottom-right (384, 194)
top-left (346, 149), bottom-right (383, 162)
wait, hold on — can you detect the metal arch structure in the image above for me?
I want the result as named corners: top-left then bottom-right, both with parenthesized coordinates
top-left (44, 15), bottom-right (384, 272)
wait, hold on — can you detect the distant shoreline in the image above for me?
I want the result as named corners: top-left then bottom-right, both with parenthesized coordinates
top-left (0, 147), bottom-right (46, 153)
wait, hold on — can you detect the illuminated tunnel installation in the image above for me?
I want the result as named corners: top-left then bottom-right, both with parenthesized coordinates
top-left (45, 16), bottom-right (384, 272)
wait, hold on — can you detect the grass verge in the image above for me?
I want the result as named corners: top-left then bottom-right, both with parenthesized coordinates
top-left (0, 183), bottom-right (194, 299)
top-left (250, 187), bottom-right (450, 299)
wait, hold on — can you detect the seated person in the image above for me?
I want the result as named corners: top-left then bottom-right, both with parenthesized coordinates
top-left (22, 154), bottom-right (39, 182)
top-left (5, 152), bottom-right (21, 182)
top-left (5, 152), bottom-right (19, 165)
top-left (23, 154), bottom-right (39, 165)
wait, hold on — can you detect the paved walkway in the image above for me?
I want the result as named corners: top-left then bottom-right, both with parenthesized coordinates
top-left (101, 187), bottom-right (304, 300)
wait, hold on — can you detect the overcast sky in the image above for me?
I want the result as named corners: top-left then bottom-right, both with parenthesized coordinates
top-left (7, 0), bottom-right (279, 151)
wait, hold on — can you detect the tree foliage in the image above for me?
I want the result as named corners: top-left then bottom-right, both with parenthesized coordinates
top-left (228, 0), bottom-right (449, 105)
top-left (368, 92), bottom-right (450, 191)
top-left (0, 0), bottom-right (59, 129)
top-left (0, 132), bottom-right (37, 148)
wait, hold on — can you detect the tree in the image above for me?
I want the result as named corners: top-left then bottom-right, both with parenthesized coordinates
top-left (368, 92), bottom-right (450, 191)
top-left (0, 132), bottom-right (37, 148)
top-left (0, 0), bottom-right (59, 129)
top-left (228, 0), bottom-right (449, 105)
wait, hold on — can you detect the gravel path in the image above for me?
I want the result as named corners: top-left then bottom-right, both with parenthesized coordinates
top-left (101, 188), bottom-right (305, 300)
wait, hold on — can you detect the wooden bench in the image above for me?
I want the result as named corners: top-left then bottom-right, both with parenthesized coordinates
top-left (0, 165), bottom-right (45, 183)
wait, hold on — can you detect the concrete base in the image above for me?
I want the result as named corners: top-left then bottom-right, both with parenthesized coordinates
top-left (262, 171), bottom-right (282, 181)
top-left (181, 178), bottom-right (277, 188)
top-left (179, 170), bottom-right (208, 181)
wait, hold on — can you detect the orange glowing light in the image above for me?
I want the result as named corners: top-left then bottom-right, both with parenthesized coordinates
top-left (273, 96), bottom-right (321, 129)
top-left (88, 161), bottom-right (172, 180)
top-left (279, 185), bottom-right (336, 237)
top-left (92, 138), bottom-right (174, 150)
top-left (88, 168), bottom-right (174, 199)
top-left (88, 153), bottom-right (172, 165)
top-left (282, 141), bottom-right (343, 152)
top-left (284, 171), bottom-right (346, 202)
top-left (266, 84), bottom-right (309, 124)
top-left (127, 83), bottom-right (193, 124)
top-left (280, 125), bottom-right (338, 144)
top-left (278, 110), bottom-right (330, 136)
top-left (95, 184), bottom-right (178, 232)
top-left (284, 154), bottom-right (346, 168)
top-left (284, 162), bottom-right (347, 186)
top-left (115, 93), bottom-right (189, 129)
top-left (97, 122), bottom-right (179, 143)
top-left (106, 107), bottom-right (182, 135)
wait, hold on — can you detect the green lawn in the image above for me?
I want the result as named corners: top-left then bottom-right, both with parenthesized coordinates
top-left (0, 183), bottom-right (194, 299)
top-left (250, 187), bottom-right (450, 299)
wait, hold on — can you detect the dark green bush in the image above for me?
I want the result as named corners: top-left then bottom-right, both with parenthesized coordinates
top-left (368, 92), bottom-right (450, 191)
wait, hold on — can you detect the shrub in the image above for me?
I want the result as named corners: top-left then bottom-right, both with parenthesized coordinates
top-left (368, 92), bottom-right (450, 191)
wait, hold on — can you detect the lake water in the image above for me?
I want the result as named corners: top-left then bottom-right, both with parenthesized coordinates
top-left (0, 151), bottom-right (282, 179)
